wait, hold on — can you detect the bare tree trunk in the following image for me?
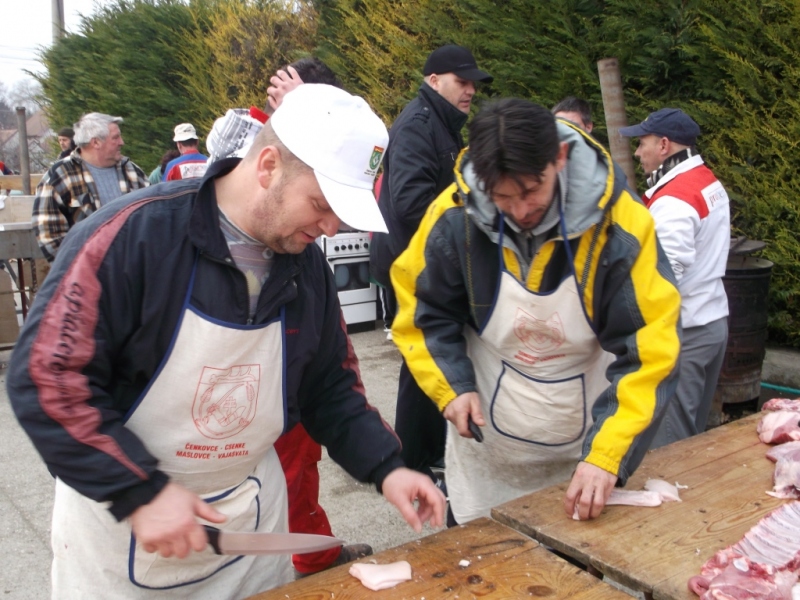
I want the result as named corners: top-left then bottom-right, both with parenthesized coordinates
top-left (52, 0), bottom-right (65, 41)
top-left (16, 107), bottom-right (31, 195)
top-left (597, 58), bottom-right (638, 193)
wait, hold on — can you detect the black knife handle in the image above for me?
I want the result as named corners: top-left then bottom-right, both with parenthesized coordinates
top-left (204, 525), bottom-right (222, 554)
top-left (468, 416), bottom-right (484, 443)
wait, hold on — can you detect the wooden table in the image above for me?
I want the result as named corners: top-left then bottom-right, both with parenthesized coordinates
top-left (491, 413), bottom-right (786, 600)
top-left (247, 517), bottom-right (632, 599)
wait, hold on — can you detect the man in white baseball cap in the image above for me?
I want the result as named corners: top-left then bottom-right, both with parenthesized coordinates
top-left (9, 83), bottom-right (444, 599)
top-left (163, 122), bottom-right (209, 181)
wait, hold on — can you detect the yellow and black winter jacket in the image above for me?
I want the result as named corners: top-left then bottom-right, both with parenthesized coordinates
top-left (390, 121), bottom-right (682, 484)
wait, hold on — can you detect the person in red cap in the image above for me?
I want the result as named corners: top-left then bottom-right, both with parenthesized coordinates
top-left (369, 44), bottom-right (492, 492)
top-left (620, 108), bottom-right (730, 448)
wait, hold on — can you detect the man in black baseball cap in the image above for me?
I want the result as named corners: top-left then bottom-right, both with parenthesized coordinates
top-left (370, 44), bottom-right (492, 488)
top-left (620, 107), bottom-right (731, 450)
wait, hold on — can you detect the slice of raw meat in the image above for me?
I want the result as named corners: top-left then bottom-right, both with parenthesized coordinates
top-left (767, 456), bottom-right (800, 499)
top-left (689, 502), bottom-right (800, 598)
top-left (606, 489), bottom-right (662, 507)
top-left (767, 441), bottom-right (800, 463)
top-left (758, 411), bottom-right (800, 444)
top-left (349, 561), bottom-right (412, 591)
top-left (690, 558), bottom-right (798, 600)
top-left (762, 398), bottom-right (800, 413)
top-left (644, 479), bottom-right (683, 502)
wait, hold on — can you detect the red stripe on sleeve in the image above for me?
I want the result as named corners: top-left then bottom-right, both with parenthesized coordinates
top-left (28, 197), bottom-right (162, 481)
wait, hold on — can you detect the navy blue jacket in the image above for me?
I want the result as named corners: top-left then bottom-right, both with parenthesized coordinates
top-left (8, 158), bottom-right (402, 519)
top-left (369, 83), bottom-right (468, 286)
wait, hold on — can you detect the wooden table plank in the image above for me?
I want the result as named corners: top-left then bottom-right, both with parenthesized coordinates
top-left (247, 517), bottom-right (633, 599)
top-left (492, 413), bottom-right (787, 600)
top-left (0, 174), bottom-right (44, 191)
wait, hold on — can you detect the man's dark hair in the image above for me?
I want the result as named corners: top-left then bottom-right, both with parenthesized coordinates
top-left (287, 57), bottom-right (342, 88)
top-left (468, 98), bottom-right (560, 194)
top-left (551, 96), bottom-right (592, 127)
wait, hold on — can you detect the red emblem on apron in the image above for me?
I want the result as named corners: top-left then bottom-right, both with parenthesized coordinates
top-left (513, 308), bottom-right (566, 354)
top-left (193, 365), bottom-right (260, 439)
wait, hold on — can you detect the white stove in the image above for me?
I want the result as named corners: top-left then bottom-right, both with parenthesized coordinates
top-left (316, 232), bottom-right (377, 327)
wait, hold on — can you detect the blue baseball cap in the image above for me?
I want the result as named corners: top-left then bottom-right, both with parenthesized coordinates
top-left (619, 108), bottom-right (701, 146)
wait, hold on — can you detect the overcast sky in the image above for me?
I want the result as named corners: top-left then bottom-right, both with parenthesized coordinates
top-left (0, 0), bottom-right (108, 89)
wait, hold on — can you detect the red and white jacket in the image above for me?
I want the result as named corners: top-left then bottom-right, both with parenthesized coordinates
top-left (644, 154), bottom-right (730, 328)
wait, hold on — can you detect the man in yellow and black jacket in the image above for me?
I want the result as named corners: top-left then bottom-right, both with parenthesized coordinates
top-left (391, 98), bottom-right (682, 526)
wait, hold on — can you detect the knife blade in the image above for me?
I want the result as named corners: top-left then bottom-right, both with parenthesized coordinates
top-left (204, 526), bottom-right (344, 555)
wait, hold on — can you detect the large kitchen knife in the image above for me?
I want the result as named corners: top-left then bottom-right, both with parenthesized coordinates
top-left (204, 526), bottom-right (344, 555)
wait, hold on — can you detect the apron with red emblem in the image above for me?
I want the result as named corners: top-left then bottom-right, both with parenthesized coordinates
top-left (51, 258), bottom-right (292, 599)
top-left (447, 211), bottom-right (611, 524)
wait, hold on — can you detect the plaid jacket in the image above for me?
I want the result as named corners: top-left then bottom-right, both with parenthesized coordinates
top-left (32, 150), bottom-right (147, 261)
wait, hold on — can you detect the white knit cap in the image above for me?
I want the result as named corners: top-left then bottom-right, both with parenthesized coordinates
top-left (270, 84), bottom-right (388, 233)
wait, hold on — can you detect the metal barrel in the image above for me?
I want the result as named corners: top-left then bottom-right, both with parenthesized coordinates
top-left (713, 255), bottom-right (774, 408)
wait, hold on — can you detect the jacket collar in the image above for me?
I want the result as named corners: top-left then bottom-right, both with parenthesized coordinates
top-left (456, 121), bottom-right (614, 240)
top-left (188, 157), bottom-right (307, 275)
top-left (644, 153), bottom-right (705, 199)
top-left (70, 147), bottom-right (130, 168)
top-left (418, 83), bottom-right (469, 138)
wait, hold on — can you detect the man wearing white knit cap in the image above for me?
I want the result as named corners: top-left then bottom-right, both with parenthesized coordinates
top-left (9, 84), bottom-right (444, 599)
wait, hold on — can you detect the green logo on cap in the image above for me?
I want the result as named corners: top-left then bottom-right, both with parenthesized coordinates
top-left (368, 146), bottom-right (385, 172)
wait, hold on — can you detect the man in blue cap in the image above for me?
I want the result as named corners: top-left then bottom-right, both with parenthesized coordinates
top-left (620, 108), bottom-right (731, 448)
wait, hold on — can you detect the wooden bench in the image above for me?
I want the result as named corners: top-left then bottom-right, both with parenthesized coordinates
top-left (247, 517), bottom-right (632, 599)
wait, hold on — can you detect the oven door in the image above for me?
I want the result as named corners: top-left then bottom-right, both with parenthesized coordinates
top-left (327, 255), bottom-right (375, 305)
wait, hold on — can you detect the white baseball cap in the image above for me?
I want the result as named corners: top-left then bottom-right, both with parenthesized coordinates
top-left (270, 84), bottom-right (388, 233)
top-left (173, 123), bottom-right (198, 142)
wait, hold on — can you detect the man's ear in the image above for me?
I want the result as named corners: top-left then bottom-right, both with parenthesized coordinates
top-left (256, 145), bottom-right (281, 189)
top-left (428, 73), bottom-right (440, 91)
top-left (660, 137), bottom-right (671, 157)
top-left (555, 141), bottom-right (569, 172)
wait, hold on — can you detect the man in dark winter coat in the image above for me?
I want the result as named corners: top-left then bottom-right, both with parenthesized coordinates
top-left (369, 44), bottom-right (492, 485)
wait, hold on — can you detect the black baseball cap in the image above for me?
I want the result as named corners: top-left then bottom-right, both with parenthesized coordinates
top-left (58, 127), bottom-right (74, 138)
top-left (619, 108), bottom-right (701, 146)
top-left (423, 45), bottom-right (493, 83)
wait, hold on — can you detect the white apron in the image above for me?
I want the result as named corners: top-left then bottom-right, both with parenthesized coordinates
top-left (448, 214), bottom-right (611, 523)
top-left (51, 259), bottom-right (292, 599)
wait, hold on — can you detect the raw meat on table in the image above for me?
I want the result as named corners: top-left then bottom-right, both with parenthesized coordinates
top-left (767, 456), bottom-right (800, 499)
top-left (767, 441), bottom-right (800, 463)
top-left (688, 501), bottom-right (800, 599)
top-left (688, 558), bottom-right (798, 600)
top-left (349, 561), bottom-right (412, 591)
top-left (606, 489), bottom-right (662, 507)
top-left (762, 398), bottom-right (800, 413)
top-left (765, 439), bottom-right (800, 500)
top-left (644, 479), bottom-right (683, 502)
top-left (758, 411), bottom-right (800, 444)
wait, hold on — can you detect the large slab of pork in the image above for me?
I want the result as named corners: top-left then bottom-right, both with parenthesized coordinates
top-left (762, 398), bottom-right (800, 413)
top-left (688, 501), bottom-right (800, 599)
top-left (765, 442), bottom-right (800, 499)
top-left (758, 410), bottom-right (800, 444)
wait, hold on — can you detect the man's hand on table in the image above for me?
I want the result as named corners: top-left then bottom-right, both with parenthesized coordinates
top-left (381, 468), bottom-right (447, 532)
top-left (443, 392), bottom-right (485, 440)
top-left (564, 462), bottom-right (618, 521)
top-left (129, 482), bottom-right (227, 558)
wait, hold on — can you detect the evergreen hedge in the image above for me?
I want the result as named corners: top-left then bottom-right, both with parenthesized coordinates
top-left (316, 0), bottom-right (799, 347)
top-left (37, 0), bottom-right (799, 346)
top-left (39, 0), bottom-right (201, 172)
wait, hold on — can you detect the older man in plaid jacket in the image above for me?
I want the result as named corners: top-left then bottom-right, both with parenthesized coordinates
top-left (32, 112), bottom-right (147, 262)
